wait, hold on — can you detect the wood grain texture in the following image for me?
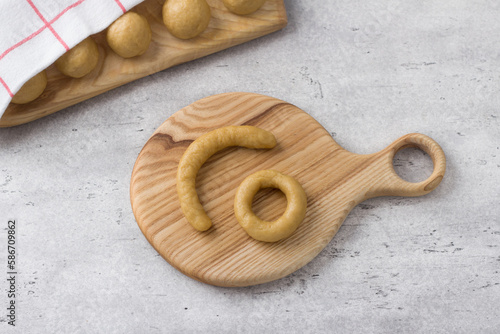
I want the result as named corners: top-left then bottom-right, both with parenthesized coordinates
top-left (130, 92), bottom-right (446, 287)
top-left (0, 0), bottom-right (287, 127)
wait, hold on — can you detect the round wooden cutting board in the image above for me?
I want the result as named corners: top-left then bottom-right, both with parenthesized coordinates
top-left (130, 92), bottom-right (446, 287)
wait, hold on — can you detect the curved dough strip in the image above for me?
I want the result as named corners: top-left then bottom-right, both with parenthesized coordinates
top-left (177, 126), bottom-right (277, 231)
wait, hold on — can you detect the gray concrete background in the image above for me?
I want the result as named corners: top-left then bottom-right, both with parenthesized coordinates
top-left (1, 0), bottom-right (499, 333)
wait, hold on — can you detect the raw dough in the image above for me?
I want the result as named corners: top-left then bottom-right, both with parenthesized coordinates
top-left (106, 12), bottom-right (152, 58)
top-left (11, 71), bottom-right (47, 104)
top-left (55, 37), bottom-right (99, 78)
top-left (234, 170), bottom-right (307, 242)
top-left (177, 126), bottom-right (276, 231)
top-left (223, 0), bottom-right (267, 15)
top-left (162, 0), bottom-right (211, 40)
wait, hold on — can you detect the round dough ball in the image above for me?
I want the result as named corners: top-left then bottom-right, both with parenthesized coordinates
top-left (55, 37), bottom-right (99, 78)
top-left (11, 71), bottom-right (47, 104)
top-left (162, 0), bottom-right (211, 40)
top-left (223, 0), bottom-right (266, 15)
top-left (106, 12), bottom-right (152, 58)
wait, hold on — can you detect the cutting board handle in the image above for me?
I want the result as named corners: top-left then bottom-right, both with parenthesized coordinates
top-left (365, 133), bottom-right (446, 198)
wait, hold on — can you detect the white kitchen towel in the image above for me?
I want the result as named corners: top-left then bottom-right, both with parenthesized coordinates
top-left (0, 0), bottom-right (144, 118)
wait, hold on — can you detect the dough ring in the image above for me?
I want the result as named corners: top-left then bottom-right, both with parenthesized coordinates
top-left (234, 169), bottom-right (307, 242)
top-left (177, 126), bottom-right (276, 231)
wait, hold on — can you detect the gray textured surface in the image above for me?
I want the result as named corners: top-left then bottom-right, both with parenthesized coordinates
top-left (1, 0), bottom-right (499, 333)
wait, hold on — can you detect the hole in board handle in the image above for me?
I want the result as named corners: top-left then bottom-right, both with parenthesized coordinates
top-left (393, 147), bottom-right (434, 183)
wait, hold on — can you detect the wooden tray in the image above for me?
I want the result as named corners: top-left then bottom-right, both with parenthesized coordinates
top-left (130, 92), bottom-right (447, 287)
top-left (0, 0), bottom-right (287, 127)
